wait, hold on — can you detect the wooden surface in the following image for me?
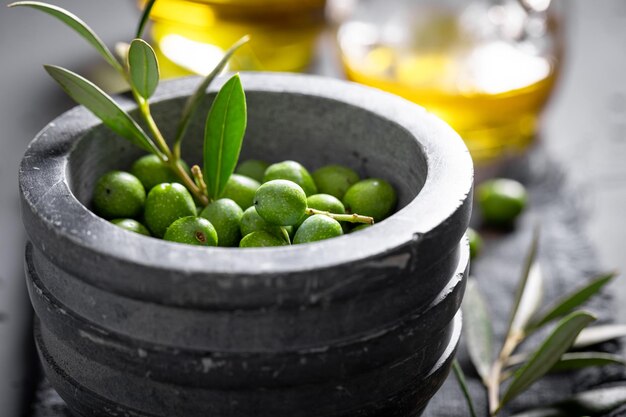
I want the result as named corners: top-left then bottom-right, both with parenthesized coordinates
top-left (1, 1), bottom-right (625, 416)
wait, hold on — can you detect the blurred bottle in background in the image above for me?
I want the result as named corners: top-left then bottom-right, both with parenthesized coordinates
top-left (337, 0), bottom-right (564, 166)
top-left (142, 0), bottom-right (326, 76)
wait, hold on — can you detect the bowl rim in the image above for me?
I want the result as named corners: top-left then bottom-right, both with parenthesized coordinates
top-left (20, 72), bottom-right (473, 277)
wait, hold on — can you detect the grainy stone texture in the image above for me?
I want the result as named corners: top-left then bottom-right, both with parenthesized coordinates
top-left (20, 74), bottom-right (473, 416)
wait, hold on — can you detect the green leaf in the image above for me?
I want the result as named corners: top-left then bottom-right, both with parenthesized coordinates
top-left (173, 36), bottom-right (249, 154)
top-left (573, 324), bottom-right (626, 349)
top-left (505, 351), bottom-right (624, 374)
top-left (452, 360), bottom-right (479, 417)
top-left (128, 39), bottom-right (160, 99)
top-left (509, 407), bottom-right (568, 417)
top-left (510, 386), bottom-right (626, 417)
top-left (462, 279), bottom-right (494, 383)
top-left (44, 65), bottom-right (160, 156)
top-left (203, 74), bottom-right (247, 199)
top-left (8, 1), bottom-right (122, 72)
top-left (512, 262), bottom-right (544, 333)
top-left (528, 273), bottom-right (615, 331)
top-left (550, 352), bottom-right (625, 372)
top-left (135, 0), bottom-right (157, 39)
top-left (504, 228), bottom-right (540, 338)
top-left (500, 311), bottom-right (596, 408)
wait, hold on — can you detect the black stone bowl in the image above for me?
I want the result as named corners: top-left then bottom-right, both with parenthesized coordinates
top-left (19, 73), bottom-right (473, 417)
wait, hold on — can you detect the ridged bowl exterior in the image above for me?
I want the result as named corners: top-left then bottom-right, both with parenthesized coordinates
top-left (20, 74), bottom-right (473, 416)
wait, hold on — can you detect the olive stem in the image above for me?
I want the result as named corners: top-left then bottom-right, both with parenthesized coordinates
top-left (173, 161), bottom-right (208, 206)
top-left (137, 97), bottom-right (171, 160)
top-left (306, 209), bottom-right (375, 225)
top-left (488, 330), bottom-right (525, 416)
top-left (281, 227), bottom-right (291, 245)
top-left (131, 88), bottom-right (208, 206)
top-left (191, 165), bottom-right (209, 198)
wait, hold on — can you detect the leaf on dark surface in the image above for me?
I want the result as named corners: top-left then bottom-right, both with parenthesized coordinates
top-left (44, 65), bottom-right (161, 156)
top-left (203, 74), bottom-right (247, 200)
top-left (462, 279), bottom-right (494, 383)
top-left (452, 360), bottom-right (479, 417)
top-left (509, 407), bottom-right (568, 417)
top-left (528, 273), bottom-right (615, 331)
top-left (173, 36), bottom-right (249, 152)
top-left (510, 386), bottom-right (626, 417)
top-left (128, 39), bottom-right (160, 99)
top-left (505, 228), bottom-right (540, 338)
top-left (505, 350), bottom-right (624, 374)
top-left (512, 262), bottom-right (544, 334)
top-left (573, 324), bottom-right (626, 349)
top-left (549, 352), bottom-right (625, 372)
top-left (8, 1), bottom-right (122, 72)
top-left (500, 311), bottom-right (596, 408)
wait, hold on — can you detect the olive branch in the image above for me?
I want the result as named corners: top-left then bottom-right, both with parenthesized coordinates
top-left (454, 229), bottom-right (626, 416)
top-left (8, 0), bottom-right (249, 207)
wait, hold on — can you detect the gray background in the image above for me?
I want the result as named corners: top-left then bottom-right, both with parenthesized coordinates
top-left (1, 0), bottom-right (625, 415)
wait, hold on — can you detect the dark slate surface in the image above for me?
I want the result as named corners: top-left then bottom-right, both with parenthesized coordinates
top-left (27, 145), bottom-right (626, 416)
top-left (423, 147), bottom-right (626, 417)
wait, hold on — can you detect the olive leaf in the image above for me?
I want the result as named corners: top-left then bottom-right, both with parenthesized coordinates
top-left (528, 273), bottom-right (615, 331)
top-left (510, 386), bottom-right (626, 417)
top-left (203, 74), bottom-right (247, 200)
top-left (462, 279), bottom-right (494, 383)
top-left (504, 228), bottom-right (540, 338)
top-left (512, 262), bottom-right (544, 333)
top-left (550, 352), bottom-right (625, 372)
top-left (509, 406), bottom-right (567, 417)
top-left (135, 0), bottom-right (158, 39)
top-left (8, 1), bottom-right (123, 73)
top-left (128, 39), bottom-right (160, 99)
top-left (573, 324), bottom-right (626, 349)
top-left (499, 311), bottom-right (596, 408)
top-left (44, 65), bottom-right (161, 156)
top-left (452, 360), bottom-right (479, 417)
top-left (505, 351), bottom-right (624, 374)
top-left (173, 35), bottom-right (249, 156)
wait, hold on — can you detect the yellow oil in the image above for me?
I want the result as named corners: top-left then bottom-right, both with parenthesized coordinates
top-left (339, 13), bottom-right (561, 165)
top-left (144, 0), bottom-right (326, 77)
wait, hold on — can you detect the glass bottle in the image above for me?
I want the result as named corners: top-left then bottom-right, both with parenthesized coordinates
top-left (143, 0), bottom-right (327, 77)
top-left (337, 0), bottom-right (564, 166)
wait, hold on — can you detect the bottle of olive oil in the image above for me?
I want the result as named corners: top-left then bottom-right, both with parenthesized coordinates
top-left (338, 0), bottom-right (563, 165)
top-left (143, 0), bottom-right (326, 77)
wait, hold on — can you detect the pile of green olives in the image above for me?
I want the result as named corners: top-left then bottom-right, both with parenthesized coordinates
top-left (92, 155), bottom-right (398, 248)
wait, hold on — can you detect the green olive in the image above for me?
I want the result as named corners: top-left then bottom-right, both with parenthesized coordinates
top-left (296, 193), bottom-right (346, 229)
top-left (342, 178), bottom-right (397, 222)
top-left (467, 227), bottom-right (483, 259)
top-left (199, 198), bottom-right (244, 247)
top-left (477, 178), bottom-right (528, 226)
top-left (92, 171), bottom-right (146, 219)
top-left (254, 180), bottom-right (308, 226)
top-left (221, 174), bottom-right (261, 210)
top-left (130, 154), bottom-right (191, 191)
top-left (263, 160), bottom-right (318, 196)
top-left (350, 223), bottom-right (372, 233)
top-left (236, 159), bottom-right (269, 183)
top-left (163, 216), bottom-right (218, 246)
top-left (144, 183), bottom-right (197, 238)
top-left (293, 214), bottom-right (343, 244)
top-left (110, 218), bottom-right (151, 236)
top-left (240, 231), bottom-right (288, 248)
top-left (312, 165), bottom-right (360, 200)
top-left (240, 206), bottom-right (286, 239)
